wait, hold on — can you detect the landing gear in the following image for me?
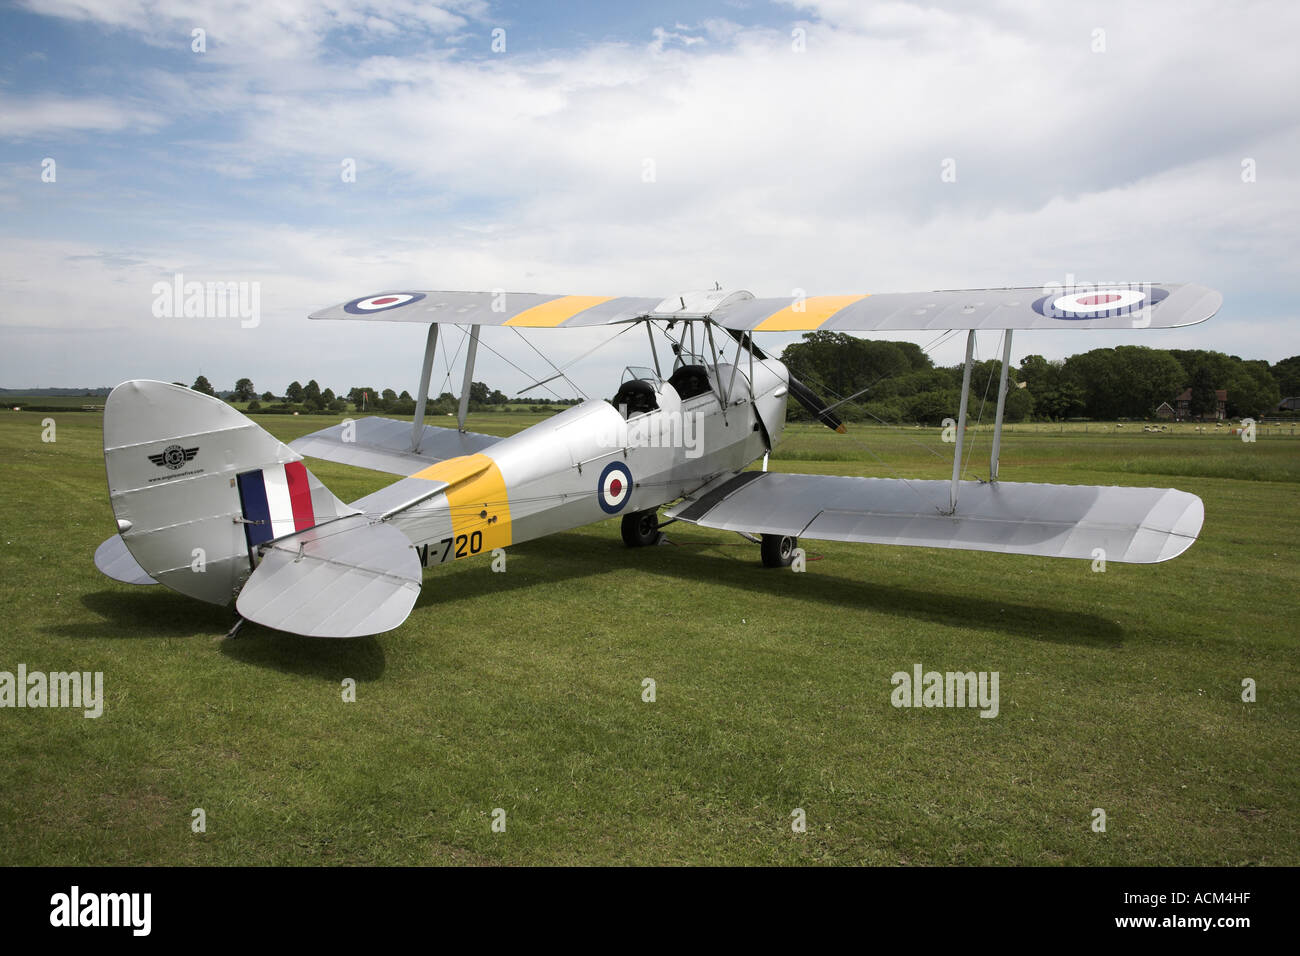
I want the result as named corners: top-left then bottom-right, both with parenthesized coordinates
top-left (622, 509), bottom-right (662, 547)
top-left (760, 533), bottom-right (798, 568)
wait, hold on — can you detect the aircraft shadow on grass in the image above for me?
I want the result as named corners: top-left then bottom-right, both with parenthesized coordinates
top-left (66, 530), bottom-right (1122, 680)
top-left (68, 590), bottom-right (385, 681)
top-left (415, 532), bottom-right (1127, 649)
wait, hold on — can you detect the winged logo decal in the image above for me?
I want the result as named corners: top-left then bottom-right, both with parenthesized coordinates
top-left (148, 444), bottom-right (199, 470)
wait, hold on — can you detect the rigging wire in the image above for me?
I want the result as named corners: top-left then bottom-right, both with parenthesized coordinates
top-left (510, 327), bottom-right (588, 400)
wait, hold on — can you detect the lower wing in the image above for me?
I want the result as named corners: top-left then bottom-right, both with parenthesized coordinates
top-left (666, 472), bottom-right (1203, 563)
top-left (290, 416), bottom-right (500, 476)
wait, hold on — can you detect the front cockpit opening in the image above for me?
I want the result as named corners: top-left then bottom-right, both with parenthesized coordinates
top-left (611, 370), bottom-right (659, 419)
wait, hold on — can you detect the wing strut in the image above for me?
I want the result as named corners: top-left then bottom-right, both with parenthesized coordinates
top-left (457, 324), bottom-right (480, 432)
top-left (646, 319), bottom-right (662, 378)
top-left (989, 330), bottom-right (1013, 481)
top-left (948, 330), bottom-right (976, 513)
top-left (411, 323), bottom-right (439, 453)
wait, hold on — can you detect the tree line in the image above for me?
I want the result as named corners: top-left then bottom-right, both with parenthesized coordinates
top-left (185, 376), bottom-right (579, 415)
top-left (780, 332), bottom-right (1298, 424)
top-left (181, 340), bottom-right (1300, 425)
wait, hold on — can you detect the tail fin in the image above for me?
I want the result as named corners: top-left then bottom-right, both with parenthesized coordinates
top-left (102, 380), bottom-right (357, 605)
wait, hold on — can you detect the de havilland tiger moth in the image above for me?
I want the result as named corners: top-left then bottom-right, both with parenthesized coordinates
top-left (94, 282), bottom-right (1221, 638)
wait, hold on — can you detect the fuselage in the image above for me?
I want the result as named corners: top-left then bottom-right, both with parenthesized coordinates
top-left (374, 354), bottom-right (790, 568)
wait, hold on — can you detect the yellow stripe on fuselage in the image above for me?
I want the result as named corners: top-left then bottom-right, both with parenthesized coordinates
top-left (410, 453), bottom-right (513, 553)
top-left (753, 294), bottom-right (869, 332)
top-left (503, 295), bottom-right (614, 327)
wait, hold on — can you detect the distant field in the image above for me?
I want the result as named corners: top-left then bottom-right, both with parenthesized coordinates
top-left (0, 409), bottom-right (1296, 865)
top-left (1, 395), bottom-right (108, 409)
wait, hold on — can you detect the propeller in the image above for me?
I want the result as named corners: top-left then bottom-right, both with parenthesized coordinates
top-left (785, 374), bottom-right (847, 433)
top-left (725, 329), bottom-right (847, 434)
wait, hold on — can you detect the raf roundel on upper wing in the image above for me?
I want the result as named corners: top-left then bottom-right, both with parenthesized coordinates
top-left (1032, 286), bottom-right (1169, 320)
top-left (344, 292), bottom-right (427, 315)
top-left (598, 461), bottom-right (633, 514)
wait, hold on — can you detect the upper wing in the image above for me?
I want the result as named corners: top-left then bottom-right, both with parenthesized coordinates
top-left (666, 471), bottom-right (1203, 564)
top-left (710, 283), bottom-right (1221, 332)
top-left (310, 291), bottom-right (659, 327)
top-left (310, 283), bottom-right (1219, 332)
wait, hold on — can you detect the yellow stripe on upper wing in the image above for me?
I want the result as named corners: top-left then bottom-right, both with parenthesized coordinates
top-left (503, 295), bottom-right (614, 327)
top-left (753, 294), bottom-right (870, 332)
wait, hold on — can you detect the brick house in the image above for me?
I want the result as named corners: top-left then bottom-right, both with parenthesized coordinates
top-left (1173, 387), bottom-right (1227, 420)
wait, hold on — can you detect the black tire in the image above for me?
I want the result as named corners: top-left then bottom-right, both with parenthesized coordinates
top-left (621, 509), bottom-right (660, 547)
top-left (760, 533), bottom-right (798, 568)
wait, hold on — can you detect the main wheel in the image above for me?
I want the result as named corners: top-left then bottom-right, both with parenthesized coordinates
top-left (621, 509), bottom-right (660, 547)
top-left (760, 533), bottom-right (797, 568)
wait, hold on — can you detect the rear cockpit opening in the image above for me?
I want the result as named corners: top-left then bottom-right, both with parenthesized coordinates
top-left (667, 362), bottom-right (712, 400)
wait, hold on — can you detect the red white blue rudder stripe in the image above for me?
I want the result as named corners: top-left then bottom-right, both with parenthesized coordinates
top-left (237, 461), bottom-right (317, 547)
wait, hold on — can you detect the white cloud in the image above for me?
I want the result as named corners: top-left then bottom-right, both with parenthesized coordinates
top-left (4, 0), bottom-right (1299, 391)
top-left (0, 94), bottom-right (163, 138)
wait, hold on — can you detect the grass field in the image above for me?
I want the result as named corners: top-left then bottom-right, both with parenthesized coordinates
top-left (1, 408), bottom-right (1296, 865)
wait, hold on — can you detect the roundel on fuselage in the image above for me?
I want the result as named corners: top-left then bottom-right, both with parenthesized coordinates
top-left (597, 461), bottom-right (633, 514)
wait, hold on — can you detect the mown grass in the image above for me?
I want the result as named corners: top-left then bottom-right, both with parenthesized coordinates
top-left (0, 409), bottom-right (1296, 866)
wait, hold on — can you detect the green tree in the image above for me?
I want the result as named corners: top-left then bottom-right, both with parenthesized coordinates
top-left (1226, 360), bottom-right (1278, 417)
top-left (233, 377), bottom-right (256, 401)
top-left (1004, 383), bottom-right (1034, 422)
top-left (1018, 355), bottom-right (1083, 420)
top-left (192, 375), bottom-right (216, 396)
top-left (906, 388), bottom-right (960, 425)
top-left (1270, 355), bottom-right (1300, 398)
top-left (286, 381), bottom-right (304, 403)
top-left (321, 387), bottom-right (335, 405)
top-left (782, 332), bottom-right (930, 401)
top-left (348, 386), bottom-right (378, 411)
top-left (1064, 346), bottom-right (1186, 419)
top-left (303, 379), bottom-right (321, 403)
top-left (261, 390), bottom-right (275, 402)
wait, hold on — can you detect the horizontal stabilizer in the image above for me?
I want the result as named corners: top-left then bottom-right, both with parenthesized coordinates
top-left (94, 534), bottom-right (157, 586)
top-left (290, 416), bottom-right (500, 476)
top-left (667, 473), bottom-right (1203, 563)
top-left (235, 515), bottom-right (422, 638)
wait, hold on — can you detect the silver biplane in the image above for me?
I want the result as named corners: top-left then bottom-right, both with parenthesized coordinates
top-left (95, 282), bottom-right (1220, 637)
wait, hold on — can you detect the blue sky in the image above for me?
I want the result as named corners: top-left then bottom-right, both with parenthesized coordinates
top-left (1, 0), bottom-right (1297, 399)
